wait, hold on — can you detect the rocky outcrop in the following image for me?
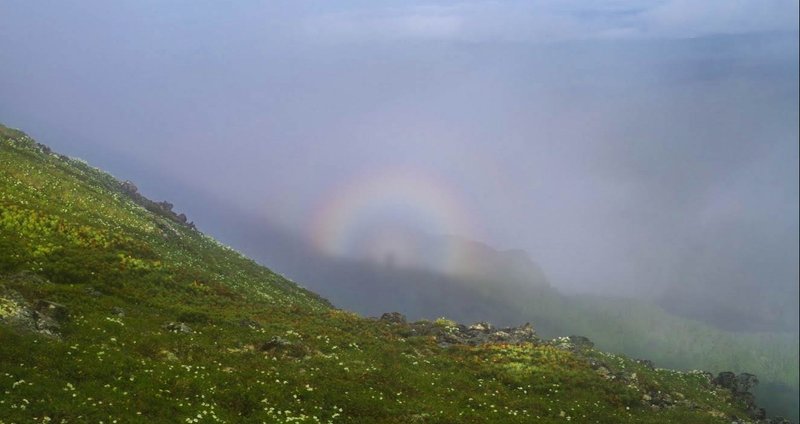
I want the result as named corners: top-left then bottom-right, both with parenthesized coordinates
top-left (712, 372), bottom-right (767, 420)
top-left (378, 313), bottom-right (793, 424)
top-left (431, 321), bottom-right (538, 347)
top-left (379, 312), bottom-right (408, 324)
top-left (260, 336), bottom-right (292, 351)
top-left (381, 314), bottom-right (539, 347)
top-left (259, 336), bottom-right (309, 358)
top-left (119, 180), bottom-right (197, 231)
top-left (164, 321), bottom-right (193, 334)
top-left (0, 289), bottom-right (69, 339)
top-left (550, 335), bottom-right (595, 352)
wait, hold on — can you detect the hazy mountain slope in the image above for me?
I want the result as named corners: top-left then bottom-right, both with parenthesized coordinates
top-left (214, 206), bottom-right (800, 421)
top-left (0, 124), bottom-right (787, 423)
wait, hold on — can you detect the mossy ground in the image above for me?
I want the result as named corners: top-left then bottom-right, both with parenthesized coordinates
top-left (0, 126), bottom-right (755, 423)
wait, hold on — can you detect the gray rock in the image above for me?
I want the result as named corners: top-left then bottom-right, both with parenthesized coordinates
top-left (568, 335), bottom-right (594, 350)
top-left (164, 322), bottom-right (193, 334)
top-left (713, 372), bottom-right (738, 390)
top-left (85, 287), bottom-right (103, 297)
top-left (468, 322), bottom-right (493, 332)
top-left (238, 318), bottom-right (261, 329)
top-left (260, 336), bottom-right (292, 351)
top-left (490, 331), bottom-right (511, 341)
top-left (120, 180), bottom-right (139, 194)
top-left (507, 323), bottom-right (538, 343)
top-left (0, 290), bottom-right (67, 339)
top-left (35, 300), bottom-right (69, 322)
top-left (0, 289), bottom-right (39, 332)
top-left (713, 372), bottom-right (768, 420)
top-left (404, 318), bottom-right (538, 347)
top-left (259, 336), bottom-right (309, 358)
top-left (380, 312), bottom-right (407, 324)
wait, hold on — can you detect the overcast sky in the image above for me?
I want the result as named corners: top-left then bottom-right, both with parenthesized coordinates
top-left (1, 1), bottom-right (797, 326)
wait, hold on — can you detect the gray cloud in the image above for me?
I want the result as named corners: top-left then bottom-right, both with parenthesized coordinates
top-left (300, 0), bottom-right (799, 43)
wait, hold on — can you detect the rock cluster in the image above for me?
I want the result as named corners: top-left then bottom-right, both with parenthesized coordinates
top-left (433, 321), bottom-right (538, 347)
top-left (550, 335), bottom-right (595, 352)
top-left (260, 336), bottom-right (292, 351)
top-left (0, 288), bottom-right (69, 339)
top-left (259, 336), bottom-right (309, 358)
top-left (379, 312), bottom-right (407, 324)
top-left (164, 321), bottom-right (193, 334)
top-left (379, 312), bottom-right (539, 347)
top-left (712, 372), bottom-right (767, 421)
top-left (377, 312), bottom-right (793, 424)
top-left (119, 180), bottom-right (197, 230)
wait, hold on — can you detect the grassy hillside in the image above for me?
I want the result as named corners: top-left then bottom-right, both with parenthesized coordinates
top-left (233, 226), bottom-right (800, 420)
top-left (520, 294), bottom-right (800, 421)
top-left (0, 125), bottom-right (785, 423)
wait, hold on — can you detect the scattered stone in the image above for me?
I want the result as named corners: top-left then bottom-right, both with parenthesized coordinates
top-left (567, 335), bottom-right (594, 350)
top-left (164, 322), bottom-right (193, 334)
top-left (259, 336), bottom-right (309, 358)
top-left (0, 290), bottom-right (67, 339)
top-left (238, 318), bottom-right (261, 329)
top-left (260, 336), bottom-right (292, 351)
top-left (156, 221), bottom-right (182, 239)
top-left (713, 372), bottom-right (738, 391)
top-left (111, 307), bottom-right (125, 317)
top-left (550, 335), bottom-right (594, 352)
top-left (401, 318), bottom-right (538, 347)
top-left (85, 287), bottom-right (103, 297)
top-left (34, 317), bottom-right (60, 337)
top-left (119, 180), bottom-right (196, 230)
top-left (120, 180), bottom-right (139, 194)
top-left (468, 322), bottom-right (493, 332)
top-left (35, 300), bottom-right (69, 322)
top-left (372, 313), bottom-right (788, 423)
top-left (159, 350), bottom-right (179, 362)
top-left (595, 366), bottom-right (612, 380)
top-left (712, 372), bottom-right (770, 421)
top-left (647, 391), bottom-right (675, 408)
top-left (1, 290), bottom-right (39, 333)
top-left (380, 312), bottom-right (407, 324)
top-left (490, 330), bottom-right (510, 341)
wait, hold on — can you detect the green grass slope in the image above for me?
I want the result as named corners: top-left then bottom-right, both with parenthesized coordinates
top-left (513, 293), bottom-right (800, 421)
top-left (0, 125), bottom-right (779, 423)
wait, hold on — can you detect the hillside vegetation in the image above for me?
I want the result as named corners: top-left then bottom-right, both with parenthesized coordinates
top-left (235, 226), bottom-right (799, 421)
top-left (0, 125), bottom-right (788, 423)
